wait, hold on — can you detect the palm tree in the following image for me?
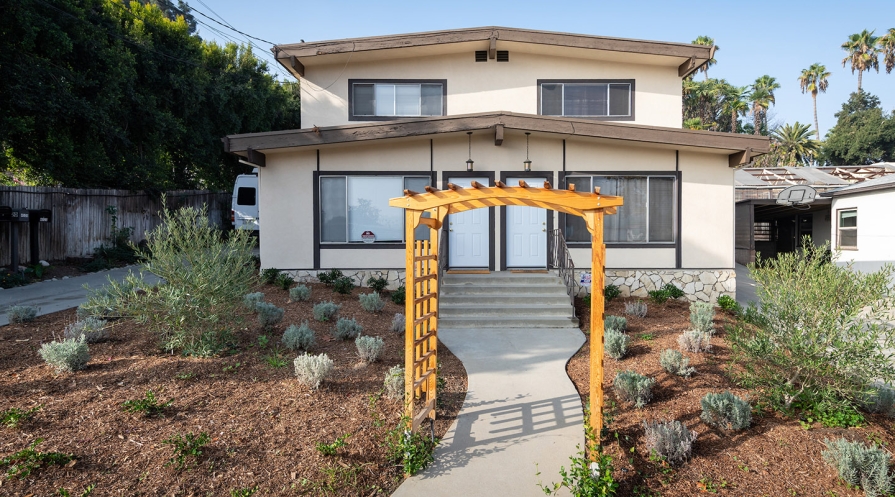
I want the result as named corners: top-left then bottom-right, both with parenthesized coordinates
top-left (771, 122), bottom-right (820, 166)
top-left (841, 30), bottom-right (880, 91)
top-left (723, 85), bottom-right (750, 133)
top-left (683, 118), bottom-right (709, 130)
top-left (798, 64), bottom-right (831, 139)
top-left (879, 28), bottom-right (895, 74)
top-left (750, 75), bottom-right (780, 135)
top-left (692, 36), bottom-right (718, 80)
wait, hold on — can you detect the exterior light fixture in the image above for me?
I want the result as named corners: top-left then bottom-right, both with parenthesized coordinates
top-left (466, 131), bottom-right (474, 171)
top-left (523, 132), bottom-right (532, 171)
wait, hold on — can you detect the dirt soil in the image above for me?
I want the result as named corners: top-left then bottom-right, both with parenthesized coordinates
top-left (0, 282), bottom-right (466, 496)
top-left (567, 296), bottom-right (894, 496)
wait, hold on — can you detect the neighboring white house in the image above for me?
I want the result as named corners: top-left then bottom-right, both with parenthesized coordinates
top-left (223, 27), bottom-right (769, 301)
top-left (827, 175), bottom-right (895, 274)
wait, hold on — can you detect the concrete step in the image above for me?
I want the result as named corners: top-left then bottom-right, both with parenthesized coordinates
top-left (438, 316), bottom-right (579, 329)
top-left (439, 304), bottom-right (574, 318)
top-left (441, 283), bottom-right (569, 296)
top-left (443, 273), bottom-right (562, 286)
top-left (440, 294), bottom-right (572, 306)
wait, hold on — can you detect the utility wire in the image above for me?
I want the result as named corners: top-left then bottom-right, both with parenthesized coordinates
top-left (189, 6), bottom-right (275, 46)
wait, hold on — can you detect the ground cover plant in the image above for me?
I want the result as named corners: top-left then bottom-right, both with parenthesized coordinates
top-left (39, 337), bottom-right (90, 373)
top-left (6, 305), bottom-right (38, 324)
top-left (0, 279), bottom-right (467, 495)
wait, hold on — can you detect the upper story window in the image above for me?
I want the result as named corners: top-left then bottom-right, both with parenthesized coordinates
top-left (349, 80), bottom-right (446, 121)
top-left (539, 80), bottom-right (634, 120)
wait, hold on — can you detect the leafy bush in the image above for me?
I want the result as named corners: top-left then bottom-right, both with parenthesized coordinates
top-left (312, 301), bottom-right (340, 322)
top-left (613, 370), bottom-right (655, 408)
top-left (275, 273), bottom-right (295, 290)
top-left (648, 289), bottom-right (671, 304)
top-left (1, 405), bottom-right (41, 429)
top-left (317, 268), bottom-right (343, 286)
top-left (624, 300), bottom-right (647, 318)
top-left (162, 431), bottom-right (210, 471)
top-left (242, 292), bottom-right (265, 309)
top-left (604, 315), bottom-right (627, 333)
top-left (604, 284), bottom-right (621, 302)
top-left (333, 317), bottom-right (363, 340)
top-left (539, 420), bottom-right (618, 497)
top-left (605, 328), bottom-right (630, 360)
top-left (260, 268), bottom-right (280, 284)
top-left (642, 420), bottom-right (697, 466)
top-left (662, 283), bottom-right (685, 299)
top-left (391, 313), bottom-right (404, 332)
top-left (282, 322), bottom-right (315, 351)
top-left (359, 292), bottom-right (385, 313)
top-left (727, 242), bottom-right (895, 414)
top-left (384, 365), bottom-right (404, 400)
top-left (333, 276), bottom-right (354, 295)
top-left (689, 301), bottom-right (714, 333)
top-left (716, 294), bottom-right (740, 314)
top-left (700, 391), bottom-right (751, 431)
top-left (289, 285), bottom-right (311, 302)
top-left (81, 202), bottom-right (256, 356)
top-left (255, 302), bottom-right (284, 329)
top-left (0, 438), bottom-right (73, 479)
top-left (822, 438), bottom-right (892, 497)
top-left (367, 276), bottom-right (389, 293)
top-left (386, 419), bottom-right (436, 476)
top-left (39, 337), bottom-right (90, 373)
top-left (6, 305), bottom-right (38, 324)
top-left (678, 330), bottom-right (712, 353)
top-left (122, 390), bottom-right (172, 417)
top-left (316, 433), bottom-right (350, 456)
top-left (863, 382), bottom-right (895, 417)
top-left (63, 317), bottom-right (108, 343)
top-left (660, 349), bottom-right (694, 377)
top-left (294, 353), bottom-right (334, 389)
top-left (356, 335), bottom-right (385, 363)
top-left (391, 285), bottom-right (406, 305)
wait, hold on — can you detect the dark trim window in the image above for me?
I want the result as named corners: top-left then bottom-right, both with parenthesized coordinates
top-left (349, 79), bottom-right (446, 120)
top-left (319, 175), bottom-right (431, 243)
top-left (564, 174), bottom-right (675, 244)
top-left (539, 80), bottom-right (634, 119)
top-left (837, 208), bottom-right (857, 250)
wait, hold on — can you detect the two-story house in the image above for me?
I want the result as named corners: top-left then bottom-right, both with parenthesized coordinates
top-left (223, 27), bottom-right (769, 302)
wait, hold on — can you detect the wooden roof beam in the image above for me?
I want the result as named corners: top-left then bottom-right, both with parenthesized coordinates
top-left (239, 148), bottom-right (266, 168)
top-left (494, 124), bottom-right (504, 146)
top-left (728, 147), bottom-right (753, 168)
top-left (678, 57), bottom-right (696, 77)
top-left (489, 33), bottom-right (497, 59)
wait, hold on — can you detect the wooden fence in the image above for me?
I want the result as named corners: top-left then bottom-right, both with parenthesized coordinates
top-left (0, 187), bottom-right (231, 266)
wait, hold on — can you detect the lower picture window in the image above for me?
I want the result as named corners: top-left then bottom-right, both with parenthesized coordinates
top-left (837, 209), bottom-right (857, 249)
top-left (320, 175), bottom-right (431, 243)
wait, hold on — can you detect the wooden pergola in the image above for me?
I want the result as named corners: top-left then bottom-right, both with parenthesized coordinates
top-left (389, 180), bottom-right (623, 445)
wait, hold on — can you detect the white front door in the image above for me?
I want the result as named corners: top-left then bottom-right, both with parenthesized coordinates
top-left (506, 177), bottom-right (548, 268)
top-left (448, 177), bottom-right (490, 268)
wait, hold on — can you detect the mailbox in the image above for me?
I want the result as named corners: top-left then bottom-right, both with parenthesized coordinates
top-left (10, 208), bottom-right (28, 221)
top-left (0, 206), bottom-right (10, 222)
top-left (29, 209), bottom-right (52, 222)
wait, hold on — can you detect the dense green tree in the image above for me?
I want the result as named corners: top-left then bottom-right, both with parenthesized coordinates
top-left (798, 63), bottom-right (830, 138)
top-left (821, 91), bottom-right (895, 165)
top-left (841, 30), bottom-right (879, 92)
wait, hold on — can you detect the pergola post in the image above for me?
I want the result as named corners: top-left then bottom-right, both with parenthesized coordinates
top-left (587, 211), bottom-right (606, 451)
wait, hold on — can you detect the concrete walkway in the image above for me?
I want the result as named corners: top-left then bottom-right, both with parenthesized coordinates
top-left (0, 266), bottom-right (160, 326)
top-left (735, 264), bottom-right (759, 308)
top-left (392, 327), bottom-right (585, 497)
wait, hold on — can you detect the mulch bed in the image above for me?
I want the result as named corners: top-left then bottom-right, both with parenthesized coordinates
top-left (567, 296), bottom-right (894, 496)
top-left (0, 282), bottom-right (466, 496)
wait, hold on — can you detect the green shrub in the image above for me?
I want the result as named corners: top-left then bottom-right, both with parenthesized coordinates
top-left (333, 276), bottom-right (354, 295)
top-left (282, 322), bottom-right (315, 351)
top-left (727, 242), bottom-right (895, 414)
top-left (39, 337), bottom-right (90, 373)
top-left (333, 317), bottom-right (362, 340)
top-left (660, 349), bottom-right (694, 377)
top-left (539, 419), bottom-right (618, 496)
top-left (391, 313), bottom-right (404, 332)
top-left (289, 285), bottom-right (311, 302)
top-left (6, 305), bottom-right (38, 324)
top-left (0, 438), bottom-right (73, 479)
top-left (162, 431), bottom-right (210, 471)
top-left (384, 365), bottom-right (404, 400)
top-left (863, 382), bottom-right (895, 417)
top-left (643, 420), bottom-right (697, 466)
top-left (716, 294), bottom-right (740, 314)
top-left (1, 405), bottom-right (41, 429)
top-left (316, 433), bottom-right (350, 456)
top-left (275, 272), bottom-right (295, 290)
top-left (678, 329), bottom-right (712, 353)
top-left (689, 301), bottom-right (714, 333)
top-left (605, 328), bottom-right (630, 360)
top-left (312, 301), bottom-right (340, 322)
top-left (243, 292), bottom-right (264, 310)
top-left (648, 289), bottom-right (671, 304)
top-left (391, 285), bottom-right (406, 305)
top-left (661, 283), bottom-right (685, 299)
top-left (359, 292), bottom-right (385, 313)
top-left (822, 438), bottom-right (892, 497)
top-left (122, 390), bottom-right (172, 417)
top-left (255, 302), bottom-right (284, 329)
top-left (700, 391), bottom-right (751, 431)
top-left (294, 353), bottom-right (333, 389)
top-left (624, 300), bottom-right (647, 318)
top-left (260, 268), bottom-right (280, 284)
top-left (386, 419), bottom-right (436, 476)
top-left (604, 315), bottom-right (627, 332)
top-left (367, 276), bottom-right (389, 293)
top-left (63, 317), bottom-right (108, 343)
top-left (356, 335), bottom-right (385, 363)
top-left (613, 370), bottom-right (655, 408)
top-left (604, 284), bottom-right (621, 301)
top-left (809, 401), bottom-right (865, 428)
top-left (82, 202), bottom-right (255, 356)
top-left (317, 268), bottom-right (343, 286)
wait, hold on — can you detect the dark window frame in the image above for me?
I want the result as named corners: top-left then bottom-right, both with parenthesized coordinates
top-left (348, 79), bottom-right (448, 121)
top-left (836, 207), bottom-right (858, 250)
top-left (537, 79), bottom-right (635, 121)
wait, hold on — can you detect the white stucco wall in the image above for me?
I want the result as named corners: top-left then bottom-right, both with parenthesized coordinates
top-left (831, 189), bottom-right (895, 273)
top-left (301, 51), bottom-right (682, 129)
top-left (258, 150), bottom-right (316, 270)
top-left (679, 151), bottom-right (734, 269)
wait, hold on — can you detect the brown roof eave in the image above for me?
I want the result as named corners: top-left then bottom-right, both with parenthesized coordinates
top-left (225, 113), bottom-right (769, 167)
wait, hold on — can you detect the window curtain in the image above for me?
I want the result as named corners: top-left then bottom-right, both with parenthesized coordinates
top-left (320, 177), bottom-right (347, 242)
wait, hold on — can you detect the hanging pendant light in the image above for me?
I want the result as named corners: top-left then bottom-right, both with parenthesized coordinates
top-left (466, 132), bottom-right (474, 171)
top-left (523, 132), bottom-right (532, 171)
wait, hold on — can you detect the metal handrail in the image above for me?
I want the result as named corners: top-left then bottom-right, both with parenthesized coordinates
top-left (548, 228), bottom-right (577, 319)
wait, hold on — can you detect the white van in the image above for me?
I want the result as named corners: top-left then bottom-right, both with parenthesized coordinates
top-left (231, 173), bottom-right (259, 231)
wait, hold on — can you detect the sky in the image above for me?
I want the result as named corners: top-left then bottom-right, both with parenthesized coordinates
top-left (192, 0), bottom-right (895, 137)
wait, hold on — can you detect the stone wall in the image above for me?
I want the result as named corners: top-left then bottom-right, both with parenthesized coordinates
top-left (285, 269), bottom-right (406, 290)
top-left (574, 269), bottom-right (736, 303)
